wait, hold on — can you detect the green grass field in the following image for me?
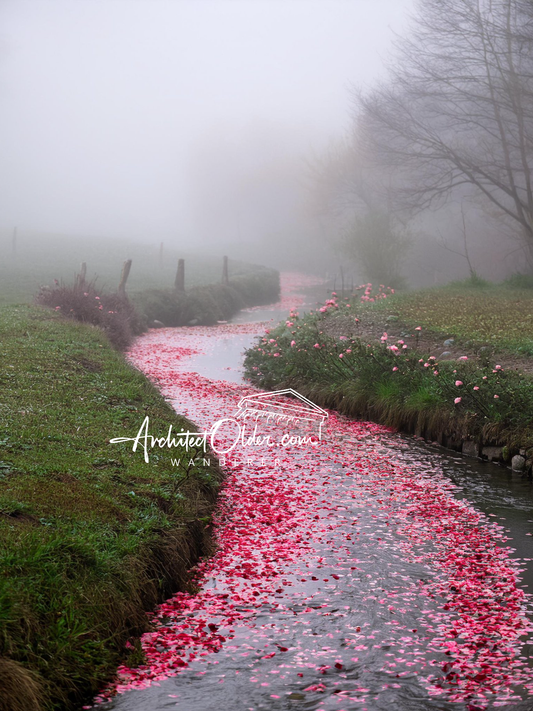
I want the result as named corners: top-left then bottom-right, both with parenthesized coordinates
top-left (0, 231), bottom-right (280, 710)
top-left (369, 280), bottom-right (533, 355)
top-left (0, 230), bottom-right (259, 306)
top-left (0, 305), bottom-right (222, 710)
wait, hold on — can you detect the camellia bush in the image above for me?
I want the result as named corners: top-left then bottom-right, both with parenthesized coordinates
top-left (244, 287), bottom-right (533, 448)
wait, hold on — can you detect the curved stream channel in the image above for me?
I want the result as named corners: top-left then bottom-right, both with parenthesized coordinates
top-left (95, 274), bottom-right (533, 711)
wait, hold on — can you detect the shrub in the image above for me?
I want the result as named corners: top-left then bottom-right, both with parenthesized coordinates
top-left (35, 281), bottom-right (146, 350)
top-left (36, 267), bottom-right (280, 345)
top-left (340, 210), bottom-right (410, 290)
top-left (446, 274), bottom-right (492, 289)
top-left (132, 269), bottom-right (280, 327)
top-left (503, 272), bottom-right (533, 290)
top-left (244, 295), bottom-right (533, 444)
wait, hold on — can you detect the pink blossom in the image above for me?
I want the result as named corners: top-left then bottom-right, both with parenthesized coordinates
top-left (455, 380), bottom-right (463, 386)
top-left (458, 356), bottom-right (468, 360)
top-left (415, 326), bottom-right (422, 331)
top-left (314, 343), bottom-right (320, 348)
top-left (454, 397), bottom-right (462, 404)
top-left (473, 386), bottom-right (479, 390)
top-left (290, 340), bottom-right (296, 347)
top-left (113, 290), bottom-right (533, 706)
top-left (392, 366), bottom-right (399, 372)
top-left (494, 394), bottom-right (499, 399)
top-left (339, 353), bottom-right (344, 358)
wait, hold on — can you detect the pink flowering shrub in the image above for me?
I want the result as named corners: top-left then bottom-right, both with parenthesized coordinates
top-left (244, 292), bottom-right (533, 439)
top-left (355, 283), bottom-right (395, 302)
top-left (36, 280), bottom-right (144, 349)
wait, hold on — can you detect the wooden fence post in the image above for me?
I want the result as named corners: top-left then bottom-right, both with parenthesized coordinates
top-left (118, 259), bottom-right (132, 296)
top-left (76, 262), bottom-right (87, 289)
top-left (222, 255), bottom-right (229, 286)
top-left (174, 258), bottom-right (185, 291)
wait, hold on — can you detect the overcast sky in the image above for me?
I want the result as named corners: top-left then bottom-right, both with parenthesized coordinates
top-left (0, 0), bottom-right (414, 244)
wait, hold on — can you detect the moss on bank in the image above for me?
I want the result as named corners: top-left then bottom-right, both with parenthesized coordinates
top-left (0, 305), bottom-right (223, 711)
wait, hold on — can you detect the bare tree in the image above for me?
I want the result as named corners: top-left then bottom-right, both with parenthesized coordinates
top-left (437, 202), bottom-right (479, 278)
top-left (305, 138), bottom-right (411, 286)
top-left (357, 0), bottom-right (533, 262)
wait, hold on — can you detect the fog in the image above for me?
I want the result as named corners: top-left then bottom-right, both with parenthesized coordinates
top-left (0, 0), bottom-right (414, 269)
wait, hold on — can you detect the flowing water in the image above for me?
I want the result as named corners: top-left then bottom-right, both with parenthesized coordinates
top-left (91, 275), bottom-right (533, 711)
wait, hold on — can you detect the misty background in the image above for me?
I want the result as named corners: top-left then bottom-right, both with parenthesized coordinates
top-left (0, 0), bottom-right (525, 286)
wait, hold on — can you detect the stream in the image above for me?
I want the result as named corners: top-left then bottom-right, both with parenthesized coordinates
top-left (93, 274), bottom-right (533, 711)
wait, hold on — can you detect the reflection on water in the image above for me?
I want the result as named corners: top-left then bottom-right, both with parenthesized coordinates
top-left (400, 440), bottom-right (533, 590)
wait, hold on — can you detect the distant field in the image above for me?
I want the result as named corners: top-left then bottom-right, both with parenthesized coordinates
top-left (0, 231), bottom-right (260, 305)
top-left (369, 282), bottom-right (533, 354)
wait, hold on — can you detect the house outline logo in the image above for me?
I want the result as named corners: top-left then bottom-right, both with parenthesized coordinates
top-left (234, 389), bottom-right (329, 439)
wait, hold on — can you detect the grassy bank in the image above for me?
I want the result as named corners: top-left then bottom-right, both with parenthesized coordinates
top-left (243, 282), bottom-right (533, 461)
top-left (0, 305), bottom-right (223, 711)
top-left (34, 265), bottom-right (279, 350)
top-left (368, 278), bottom-right (533, 356)
top-left (133, 267), bottom-right (280, 327)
